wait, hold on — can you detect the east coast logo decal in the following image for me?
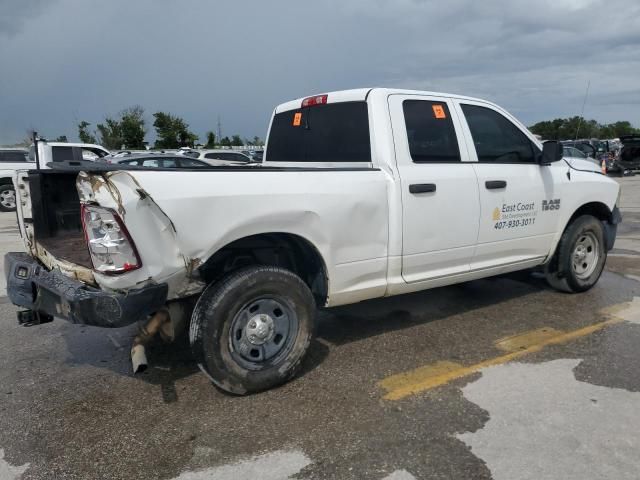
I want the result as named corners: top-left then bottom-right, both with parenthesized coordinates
top-left (492, 202), bottom-right (537, 230)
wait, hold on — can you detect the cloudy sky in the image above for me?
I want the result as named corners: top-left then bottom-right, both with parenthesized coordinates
top-left (1, 0), bottom-right (639, 145)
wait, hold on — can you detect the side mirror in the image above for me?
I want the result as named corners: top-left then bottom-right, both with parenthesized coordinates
top-left (541, 141), bottom-right (563, 164)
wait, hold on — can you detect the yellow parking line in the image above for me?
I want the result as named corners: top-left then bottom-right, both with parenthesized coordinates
top-left (379, 318), bottom-right (623, 401)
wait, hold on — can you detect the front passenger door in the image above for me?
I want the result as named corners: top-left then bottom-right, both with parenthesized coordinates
top-left (455, 101), bottom-right (562, 269)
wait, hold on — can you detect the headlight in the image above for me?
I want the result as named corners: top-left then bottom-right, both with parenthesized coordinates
top-left (81, 205), bottom-right (141, 273)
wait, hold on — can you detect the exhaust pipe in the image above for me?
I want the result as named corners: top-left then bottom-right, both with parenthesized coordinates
top-left (131, 309), bottom-right (170, 374)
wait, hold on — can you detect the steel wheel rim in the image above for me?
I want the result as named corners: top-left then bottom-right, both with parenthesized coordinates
top-left (0, 189), bottom-right (16, 209)
top-left (229, 296), bottom-right (298, 370)
top-left (572, 231), bottom-right (599, 280)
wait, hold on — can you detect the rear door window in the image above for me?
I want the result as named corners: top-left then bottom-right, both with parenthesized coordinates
top-left (267, 102), bottom-right (371, 162)
top-left (403, 100), bottom-right (461, 163)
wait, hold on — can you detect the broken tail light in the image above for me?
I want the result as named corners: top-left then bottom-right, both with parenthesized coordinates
top-left (81, 204), bottom-right (141, 274)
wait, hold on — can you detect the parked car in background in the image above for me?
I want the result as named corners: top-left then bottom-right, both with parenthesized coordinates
top-left (607, 135), bottom-right (640, 175)
top-left (116, 153), bottom-right (211, 168)
top-left (0, 148), bottom-right (32, 211)
top-left (242, 150), bottom-right (264, 162)
top-left (191, 149), bottom-right (255, 164)
top-left (561, 140), bottom-right (597, 159)
top-left (561, 145), bottom-right (601, 168)
top-left (562, 146), bottom-right (588, 158)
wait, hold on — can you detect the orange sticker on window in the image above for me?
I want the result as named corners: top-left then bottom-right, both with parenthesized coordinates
top-left (293, 112), bottom-right (302, 126)
top-left (432, 104), bottom-right (446, 119)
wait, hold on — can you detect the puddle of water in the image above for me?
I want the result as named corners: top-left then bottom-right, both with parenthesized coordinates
top-left (0, 449), bottom-right (29, 480)
top-left (170, 450), bottom-right (311, 480)
top-left (458, 359), bottom-right (640, 480)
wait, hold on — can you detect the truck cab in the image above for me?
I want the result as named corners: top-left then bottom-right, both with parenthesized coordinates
top-left (29, 141), bottom-right (110, 166)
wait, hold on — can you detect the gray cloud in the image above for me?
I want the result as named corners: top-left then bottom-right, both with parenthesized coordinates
top-left (0, 0), bottom-right (639, 145)
top-left (0, 0), bottom-right (54, 36)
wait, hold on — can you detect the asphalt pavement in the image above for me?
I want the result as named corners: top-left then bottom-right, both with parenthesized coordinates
top-left (0, 177), bottom-right (639, 480)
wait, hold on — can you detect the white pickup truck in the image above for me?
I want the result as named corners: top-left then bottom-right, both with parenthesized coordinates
top-left (0, 142), bottom-right (110, 212)
top-left (6, 88), bottom-right (621, 395)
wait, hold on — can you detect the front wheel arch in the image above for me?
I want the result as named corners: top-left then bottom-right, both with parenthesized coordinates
top-left (545, 214), bottom-right (607, 293)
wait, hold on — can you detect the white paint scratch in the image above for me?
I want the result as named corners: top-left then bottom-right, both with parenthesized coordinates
top-left (0, 449), bottom-right (28, 480)
top-left (458, 359), bottom-right (640, 480)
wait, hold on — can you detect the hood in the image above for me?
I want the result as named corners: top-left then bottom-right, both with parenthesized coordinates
top-left (564, 156), bottom-right (601, 173)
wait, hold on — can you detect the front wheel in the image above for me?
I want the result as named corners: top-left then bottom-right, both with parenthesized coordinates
top-left (546, 215), bottom-right (607, 293)
top-left (0, 185), bottom-right (16, 212)
top-left (189, 266), bottom-right (316, 395)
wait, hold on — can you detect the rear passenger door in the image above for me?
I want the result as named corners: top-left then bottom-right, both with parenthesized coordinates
top-left (389, 95), bottom-right (480, 283)
top-left (453, 100), bottom-right (562, 269)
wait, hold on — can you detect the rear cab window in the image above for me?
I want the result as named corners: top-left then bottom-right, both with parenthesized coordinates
top-left (266, 101), bottom-right (371, 163)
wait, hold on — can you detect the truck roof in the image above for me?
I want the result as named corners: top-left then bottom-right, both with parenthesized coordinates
top-left (38, 142), bottom-right (109, 150)
top-left (274, 87), bottom-right (490, 113)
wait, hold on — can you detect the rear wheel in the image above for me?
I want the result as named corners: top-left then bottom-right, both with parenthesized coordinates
top-left (190, 266), bottom-right (316, 395)
top-left (546, 215), bottom-right (606, 293)
top-left (0, 185), bottom-right (16, 212)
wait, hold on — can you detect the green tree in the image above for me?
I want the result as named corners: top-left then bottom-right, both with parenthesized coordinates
top-left (119, 105), bottom-right (146, 149)
top-left (78, 121), bottom-right (97, 144)
top-left (54, 135), bottom-right (68, 142)
top-left (219, 136), bottom-right (232, 147)
top-left (607, 121), bottom-right (638, 137)
top-left (96, 118), bottom-right (123, 150)
top-left (205, 131), bottom-right (216, 148)
top-left (231, 134), bottom-right (243, 147)
top-left (530, 117), bottom-right (640, 140)
top-left (153, 112), bottom-right (198, 148)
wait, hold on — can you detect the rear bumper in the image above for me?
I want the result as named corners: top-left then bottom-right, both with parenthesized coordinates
top-left (5, 252), bottom-right (167, 328)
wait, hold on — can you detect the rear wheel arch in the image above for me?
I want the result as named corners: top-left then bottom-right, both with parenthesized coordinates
top-left (198, 232), bottom-right (329, 306)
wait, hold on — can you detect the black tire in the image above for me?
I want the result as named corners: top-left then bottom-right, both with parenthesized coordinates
top-left (190, 266), bottom-right (316, 395)
top-left (0, 184), bottom-right (16, 212)
top-left (546, 215), bottom-right (606, 293)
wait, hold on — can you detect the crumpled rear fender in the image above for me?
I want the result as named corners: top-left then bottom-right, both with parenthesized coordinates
top-left (76, 171), bottom-right (205, 299)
